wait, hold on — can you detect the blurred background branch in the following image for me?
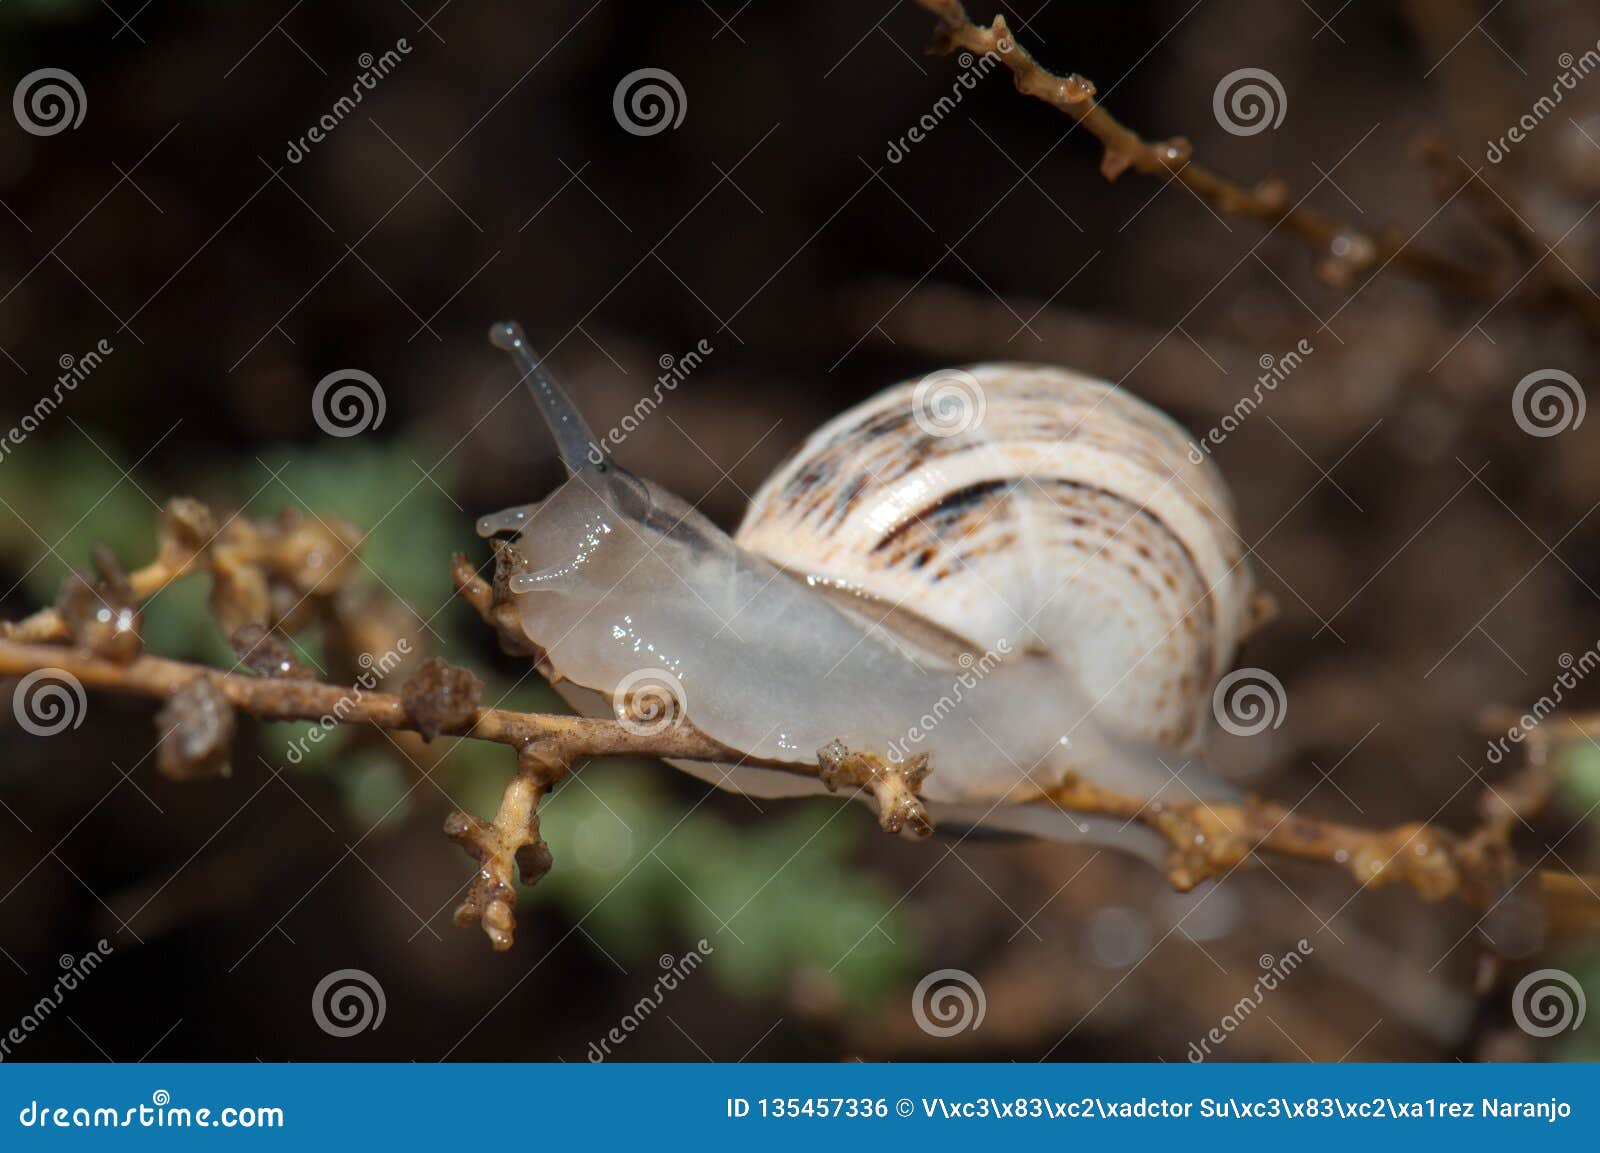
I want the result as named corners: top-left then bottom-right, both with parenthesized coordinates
top-left (915, 0), bottom-right (1600, 344)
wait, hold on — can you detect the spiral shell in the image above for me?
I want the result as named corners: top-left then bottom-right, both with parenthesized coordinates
top-left (735, 364), bottom-right (1253, 751)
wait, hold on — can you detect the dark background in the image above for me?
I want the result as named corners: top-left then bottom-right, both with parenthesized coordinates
top-left (0, 0), bottom-right (1597, 1061)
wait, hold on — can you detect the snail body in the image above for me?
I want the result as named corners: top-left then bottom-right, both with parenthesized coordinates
top-left (477, 323), bottom-right (1255, 856)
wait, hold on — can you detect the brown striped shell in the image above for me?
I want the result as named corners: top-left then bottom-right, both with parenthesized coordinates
top-left (734, 364), bottom-right (1254, 752)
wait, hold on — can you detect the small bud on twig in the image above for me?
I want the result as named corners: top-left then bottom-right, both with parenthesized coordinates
top-left (229, 624), bottom-right (315, 680)
top-left (155, 677), bottom-right (236, 781)
top-left (401, 657), bottom-right (484, 742)
top-left (56, 563), bottom-right (142, 664)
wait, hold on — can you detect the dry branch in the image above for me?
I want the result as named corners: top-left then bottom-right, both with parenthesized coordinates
top-left (1, 496), bottom-right (1596, 952)
top-left (1415, 139), bottom-right (1600, 330)
top-left (911, 0), bottom-right (1519, 305)
top-left (445, 744), bottom-right (562, 951)
top-left (0, 634), bottom-right (763, 767)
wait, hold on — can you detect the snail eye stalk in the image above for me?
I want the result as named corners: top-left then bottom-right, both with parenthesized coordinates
top-left (489, 320), bottom-right (607, 477)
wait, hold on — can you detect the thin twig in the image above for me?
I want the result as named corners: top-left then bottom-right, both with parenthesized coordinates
top-left (912, 0), bottom-right (1497, 298)
top-left (0, 636), bottom-right (762, 768)
top-left (1415, 139), bottom-right (1600, 330)
top-left (3, 496), bottom-right (1595, 950)
top-left (0, 624), bottom-right (1585, 927)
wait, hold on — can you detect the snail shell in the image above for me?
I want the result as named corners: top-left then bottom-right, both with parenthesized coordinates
top-left (735, 364), bottom-right (1254, 758)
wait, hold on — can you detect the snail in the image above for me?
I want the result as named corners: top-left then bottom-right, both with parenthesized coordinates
top-left (476, 321), bottom-right (1256, 860)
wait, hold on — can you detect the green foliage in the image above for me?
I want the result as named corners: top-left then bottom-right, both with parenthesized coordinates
top-left (0, 431), bottom-right (471, 659)
top-left (0, 437), bottom-right (156, 607)
top-left (1538, 744), bottom-right (1600, 1060)
top-left (233, 438), bottom-right (467, 648)
top-left (532, 761), bottom-right (914, 1005)
top-left (337, 752), bottom-right (416, 833)
top-left (1558, 739), bottom-right (1600, 814)
top-left (1555, 948), bottom-right (1599, 1060)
